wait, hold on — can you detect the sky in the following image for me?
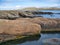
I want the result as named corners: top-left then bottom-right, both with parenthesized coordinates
top-left (0, 0), bottom-right (60, 10)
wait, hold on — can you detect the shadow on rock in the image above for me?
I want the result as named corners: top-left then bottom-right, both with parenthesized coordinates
top-left (0, 34), bottom-right (41, 45)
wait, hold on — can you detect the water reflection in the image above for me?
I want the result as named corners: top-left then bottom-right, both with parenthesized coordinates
top-left (38, 10), bottom-right (60, 18)
top-left (0, 33), bottom-right (60, 45)
top-left (0, 35), bottom-right (41, 45)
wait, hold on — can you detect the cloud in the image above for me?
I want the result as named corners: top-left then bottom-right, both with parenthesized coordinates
top-left (0, 6), bottom-right (16, 10)
top-left (15, 5), bottom-right (24, 9)
top-left (44, 0), bottom-right (59, 2)
top-left (50, 4), bottom-right (60, 7)
top-left (0, 0), bottom-right (60, 10)
top-left (0, 5), bottom-right (26, 10)
top-left (3, 0), bottom-right (32, 2)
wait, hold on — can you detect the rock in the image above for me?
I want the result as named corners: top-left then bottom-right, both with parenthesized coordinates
top-left (0, 34), bottom-right (17, 43)
top-left (54, 19), bottom-right (60, 28)
top-left (43, 38), bottom-right (60, 45)
top-left (0, 10), bottom-right (20, 20)
top-left (0, 10), bottom-right (53, 20)
top-left (0, 10), bottom-right (38, 19)
top-left (0, 19), bottom-right (41, 43)
top-left (17, 17), bottom-right (60, 31)
top-left (0, 19), bottom-right (41, 36)
top-left (0, 34), bottom-right (40, 44)
top-left (28, 11), bottom-right (53, 14)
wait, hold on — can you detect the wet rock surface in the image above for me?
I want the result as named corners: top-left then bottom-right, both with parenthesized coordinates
top-left (0, 34), bottom-right (16, 43)
top-left (43, 38), bottom-right (60, 45)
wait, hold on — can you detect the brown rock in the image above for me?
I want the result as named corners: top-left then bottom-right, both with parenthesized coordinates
top-left (0, 19), bottom-right (41, 36)
top-left (17, 17), bottom-right (60, 30)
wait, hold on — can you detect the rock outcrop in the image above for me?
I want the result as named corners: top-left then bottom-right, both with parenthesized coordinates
top-left (0, 10), bottom-right (20, 20)
top-left (0, 10), bottom-right (54, 20)
top-left (0, 19), bottom-right (41, 36)
top-left (0, 19), bottom-right (41, 43)
top-left (17, 17), bottom-right (60, 31)
top-left (25, 11), bottom-right (53, 14)
top-left (0, 10), bottom-right (60, 44)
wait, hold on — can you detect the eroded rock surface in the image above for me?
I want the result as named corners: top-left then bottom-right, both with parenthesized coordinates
top-left (17, 18), bottom-right (60, 30)
top-left (0, 10), bottom-right (54, 19)
top-left (0, 19), bottom-right (41, 35)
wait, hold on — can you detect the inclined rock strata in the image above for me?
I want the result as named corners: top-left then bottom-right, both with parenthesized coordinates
top-left (0, 10), bottom-right (54, 19)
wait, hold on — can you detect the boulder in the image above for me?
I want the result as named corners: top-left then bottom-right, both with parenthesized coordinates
top-left (0, 19), bottom-right (41, 36)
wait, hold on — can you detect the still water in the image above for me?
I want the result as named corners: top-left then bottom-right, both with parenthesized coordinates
top-left (0, 33), bottom-right (60, 45)
top-left (37, 10), bottom-right (60, 18)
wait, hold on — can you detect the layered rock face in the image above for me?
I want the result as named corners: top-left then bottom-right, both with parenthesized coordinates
top-left (0, 19), bottom-right (41, 36)
top-left (30, 18), bottom-right (58, 29)
top-left (0, 10), bottom-right (19, 19)
top-left (17, 17), bottom-right (60, 30)
top-left (0, 10), bottom-right (54, 19)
